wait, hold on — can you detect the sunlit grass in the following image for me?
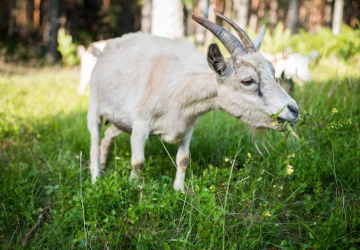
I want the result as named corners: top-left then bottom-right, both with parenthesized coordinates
top-left (0, 60), bottom-right (360, 249)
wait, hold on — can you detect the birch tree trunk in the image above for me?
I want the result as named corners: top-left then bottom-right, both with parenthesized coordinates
top-left (332, 0), bottom-right (344, 35)
top-left (151, 0), bottom-right (183, 39)
top-left (233, 0), bottom-right (249, 29)
top-left (141, 0), bottom-right (152, 33)
top-left (286, 0), bottom-right (300, 34)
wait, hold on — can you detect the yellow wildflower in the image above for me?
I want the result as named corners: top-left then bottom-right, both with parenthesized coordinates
top-left (286, 165), bottom-right (294, 175)
top-left (224, 157), bottom-right (230, 163)
top-left (247, 153), bottom-right (251, 158)
top-left (265, 211), bottom-right (271, 217)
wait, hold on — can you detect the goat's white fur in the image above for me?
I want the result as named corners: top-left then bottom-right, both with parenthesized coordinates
top-left (88, 32), bottom-right (298, 192)
top-left (77, 41), bottom-right (106, 95)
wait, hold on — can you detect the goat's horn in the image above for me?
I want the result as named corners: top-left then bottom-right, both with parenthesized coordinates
top-left (192, 13), bottom-right (247, 57)
top-left (213, 9), bottom-right (255, 53)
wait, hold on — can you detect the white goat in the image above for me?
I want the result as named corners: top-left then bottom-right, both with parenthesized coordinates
top-left (76, 41), bottom-right (106, 95)
top-left (263, 51), bottom-right (318, 84)
top-left (88, 10), bottom-right (299, 192)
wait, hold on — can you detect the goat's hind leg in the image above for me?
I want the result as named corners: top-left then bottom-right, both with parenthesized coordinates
top-left (100, 124), bottom-right (122, 169)
top-left (87, 101), bottom-right (102, 183)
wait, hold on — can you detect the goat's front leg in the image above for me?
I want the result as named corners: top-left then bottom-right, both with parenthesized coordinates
top-left (130, 123), bottom-right (150, 180)
top-left (174, 128), bottom-right (194, 192)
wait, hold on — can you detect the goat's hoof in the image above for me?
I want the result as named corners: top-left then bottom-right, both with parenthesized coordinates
top-left (91, 172), bottom-right (102, 184)
top-left (129, 170), bottom-right (139, 181)
top-left (173, 186), bottom-right (185, 194)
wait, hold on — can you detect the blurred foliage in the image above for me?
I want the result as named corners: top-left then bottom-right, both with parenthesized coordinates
top-left (256, 22), bottom-right (360, 63)
top-left (57, 29), bottom-right (80, 67)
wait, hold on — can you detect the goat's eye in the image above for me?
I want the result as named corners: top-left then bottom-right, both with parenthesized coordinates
top-left (241, 79), bottom-right (255, 86)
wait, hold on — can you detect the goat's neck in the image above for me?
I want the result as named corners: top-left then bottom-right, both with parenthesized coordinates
top-left (180, 71), bottom-right (219, 119)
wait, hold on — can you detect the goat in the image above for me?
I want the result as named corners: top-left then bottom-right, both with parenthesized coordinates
top-left (76, 41), bottom-right (106, 95)
top-left (263, 50), bottom-right (318, 85)
top-left (87, 10), bottom-right (299, 192)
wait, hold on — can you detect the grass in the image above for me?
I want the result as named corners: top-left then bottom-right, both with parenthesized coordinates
top-left (0, 57), bottom-right (360, 250)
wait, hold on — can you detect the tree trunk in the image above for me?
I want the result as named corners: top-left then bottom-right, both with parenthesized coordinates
top-left (205, 0), bottom-right (216, 44)
top-left (233, 0), bottom-right (250, 29)
top-left (47, 0), bottom-right (60, 63)
top-left (184, 2), bottom-right (194, 36)
top-left (249, 0), bottom-right (259, 31)
top-left (195, 0), bottom-right (208, 45)
top-left (215, 0), bottom-right (224, 27)
top-left (286, 0), bottom-right (300, 34)
top-left (348, 0), bottom-right (358, 28)
top-left (8, 0), bottom-right (16, 36)
top-left (269, 0), bottom-right (278, 32)
top-left (332, 0), bottom-right (344, 35)
top-left (141, 0), bottom-right (152, 33)
top-left (151, 0), bottom-right (184, 39)
top-left (34, 0), bottom-right (41, 30)
top-left (117, 0), bottom-right (131, 36)
top-left (70, 0), bottom-right (78, 42)
top-left (324, 0), bottom-right (333, 27)
top-left (223, 0), bottom-right (232, 30)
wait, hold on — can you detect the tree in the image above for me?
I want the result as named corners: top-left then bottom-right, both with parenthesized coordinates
top-left (269, 0), bottom-right (278, 32)
top-left (195, 0), bottom-right (208, 45)
top-left (117, 0), bottom-right (131, 36)
top-left (332, 0), bottom-right (344, 35)
top-left (151, 0), bottom-right (183, 39)
top-left (324, 0), bottom-right (333, 27)
top-left (141, 0), bottom-right (152, 33)
top-left (47, 0), bottom-right (60, 63)
top-left (286, 0), bottom-right (300, 34)
top-left (233, 0), bottom-right (249, 29)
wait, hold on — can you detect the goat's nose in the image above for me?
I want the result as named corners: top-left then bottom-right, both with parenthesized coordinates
top-left (288, 104), bottom-right (299, 117)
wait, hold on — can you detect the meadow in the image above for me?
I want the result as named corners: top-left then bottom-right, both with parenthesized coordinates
top-left (1, 26), bottom-right (360, 249)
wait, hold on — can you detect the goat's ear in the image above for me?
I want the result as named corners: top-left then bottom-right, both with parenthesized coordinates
top-left (207, 43), bottom-right (227, 76)
top-left (253, 25), bottom-right (266, 51)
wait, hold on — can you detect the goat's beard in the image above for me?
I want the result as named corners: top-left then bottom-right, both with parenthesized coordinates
top-left (251, 127), bottom-right (275, 156)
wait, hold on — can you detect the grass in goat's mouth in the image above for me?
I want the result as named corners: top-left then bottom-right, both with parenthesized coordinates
top-left (276, 117), bottom-right (296, 126)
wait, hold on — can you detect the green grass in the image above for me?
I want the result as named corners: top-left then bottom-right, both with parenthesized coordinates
top-left (0, 60), bottom-right (360, 250)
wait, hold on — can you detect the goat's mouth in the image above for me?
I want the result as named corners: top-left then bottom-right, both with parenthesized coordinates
top-left (277, 117), bottom-right (296, 127)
